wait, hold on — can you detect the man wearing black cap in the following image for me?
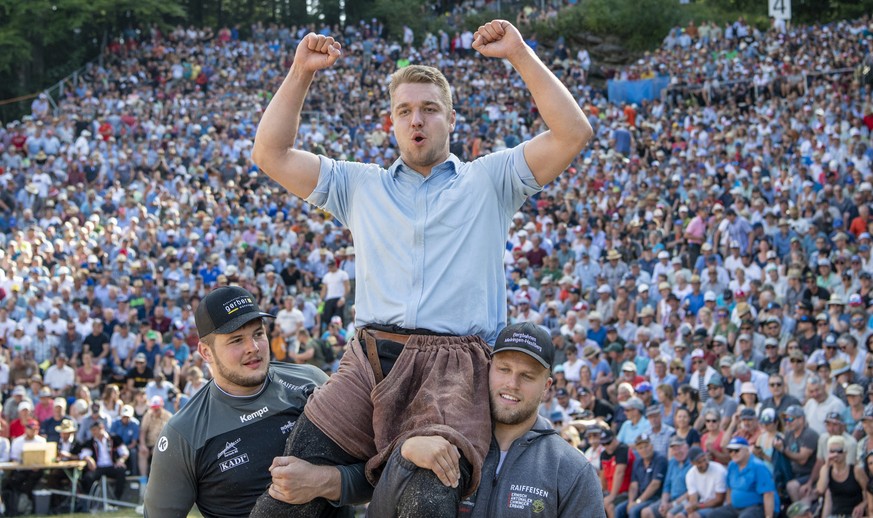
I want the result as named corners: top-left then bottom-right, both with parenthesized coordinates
top-left (144, 286), bottom-right (366, 517)
top-left (370, 322), bottom-right (604, 517)
top-left (578, 384), bottom-right (616, 425)
top-left (696, 374), bottom-right (737, 430)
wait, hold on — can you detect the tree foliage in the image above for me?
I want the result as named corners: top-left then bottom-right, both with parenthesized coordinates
top-left (0, 0), bottom-right (184, 120)
top-left (1, 0), bottom-right (871, 120)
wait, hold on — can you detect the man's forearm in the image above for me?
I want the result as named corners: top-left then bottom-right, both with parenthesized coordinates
top-left (637, 481), bottom-right (661, 502)
top-left (314, 464), bottom-right (341, 501)
top-left (763, 491), bottom-right (774, 518)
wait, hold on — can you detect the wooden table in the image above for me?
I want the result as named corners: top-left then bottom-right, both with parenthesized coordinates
top-left (0, 460), bottom-right (88, 512)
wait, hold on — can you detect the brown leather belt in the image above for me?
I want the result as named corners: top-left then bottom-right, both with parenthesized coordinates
top-left (368, 329), bottom-right (412, 346)
top-left (359, 329), bottom-right (412, 385)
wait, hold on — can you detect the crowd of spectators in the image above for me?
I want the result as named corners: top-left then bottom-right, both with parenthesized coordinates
top-left (0, 5), bottom-right (871, 516)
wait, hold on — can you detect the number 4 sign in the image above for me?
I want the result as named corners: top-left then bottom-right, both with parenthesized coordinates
top-left (769, 0), bottom-right (791, 20)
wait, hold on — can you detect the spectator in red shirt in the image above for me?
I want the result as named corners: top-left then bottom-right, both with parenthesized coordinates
top-left (8, 401), bottom-right (34, 440)
top-left (850, 205), bottom-right (869, 238)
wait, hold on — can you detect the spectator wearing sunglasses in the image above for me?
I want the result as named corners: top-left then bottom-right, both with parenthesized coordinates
top-left (784, 349), bottom-right (812, 401)
top-left (760, 373), bottom-right (801, 418)
top-left (815, 412), bottom-right (858, 469)
top-left (814, 435), bottom-right (865, 518)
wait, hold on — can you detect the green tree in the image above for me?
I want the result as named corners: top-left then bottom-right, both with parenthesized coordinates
top-left (0, 0), bottom-right (184, 120)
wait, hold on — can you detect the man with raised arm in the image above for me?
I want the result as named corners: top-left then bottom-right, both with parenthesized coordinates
top-left (251, 19), bottom-right (592, 517)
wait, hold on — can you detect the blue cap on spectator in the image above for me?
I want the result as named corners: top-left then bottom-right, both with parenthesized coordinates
top-left (783, 405), bottom-right (805, 418)
top-left (635, 382), bottom-right (653, 393)
top-left (726, 437), bottom-right (749, 450)
top-left (706, 374), bottom-right (724, 388)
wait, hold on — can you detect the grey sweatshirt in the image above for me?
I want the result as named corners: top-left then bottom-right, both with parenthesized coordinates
top-left (459, 415), bottom-right (606, 517)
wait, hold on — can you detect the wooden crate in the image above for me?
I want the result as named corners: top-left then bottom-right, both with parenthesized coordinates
top-left (21, 442), bottom-right (56, 466)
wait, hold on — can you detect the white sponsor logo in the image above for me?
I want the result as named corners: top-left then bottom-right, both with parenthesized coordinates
top-left (275, 378), bottom-right (305, 391)
top-left (219, 453), bottom-right (250, 472)
top-left (239, 406), bottom-right (270, 423)
top-left (280, 420), bottom-right (295, 435)
top-left (157, 436), bottom-right (169, 452)
top-left (217, 438), bottom-right (241, 459)
top-left (224, 296), bottom-right (255, 315)
top-left (510, 484), bottom-right (549, 498)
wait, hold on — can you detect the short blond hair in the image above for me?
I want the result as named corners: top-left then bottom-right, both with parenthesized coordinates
top-left (389, 65), bottom-right (453, 112)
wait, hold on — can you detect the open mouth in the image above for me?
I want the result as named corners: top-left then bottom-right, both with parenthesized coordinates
top-left (243, 358), bottom-right (263, 369)
top-left (499, 393), bottom-right (520, 403)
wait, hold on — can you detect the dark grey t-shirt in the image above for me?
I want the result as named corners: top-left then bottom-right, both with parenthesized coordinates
top-left (784, 426), bottom-right (819, 477)
top-left (144, 362), bottom-right (328, 518)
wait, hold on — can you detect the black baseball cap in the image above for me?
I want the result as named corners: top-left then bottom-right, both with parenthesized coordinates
top-left (492, 322), bottom-right (554, 370)
top-left (195, 286), bottom-right (274, 338)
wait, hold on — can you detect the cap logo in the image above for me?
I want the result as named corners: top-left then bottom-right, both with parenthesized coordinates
top-left (225, 296), bottom-right (255, 315)
top-left (503, 332), bottom-right (543, 353)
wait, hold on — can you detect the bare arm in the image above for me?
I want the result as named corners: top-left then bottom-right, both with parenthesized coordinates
top-left (700, 491), bottom-right (725, 509)
top-left (252, 33), bottom-right (342, 199)
top-left (763, 491), bottom-right (775, 518)
top-left (289, 347), bottom-right (315, 364)
top-left (472, 20), bottom-right (592, 187)
top-left (636, 479), bottom-right (662, 503)
top-left (815, 462), bottom-right (830, 495)
top-left (609, 464), bottom-right (627, 498)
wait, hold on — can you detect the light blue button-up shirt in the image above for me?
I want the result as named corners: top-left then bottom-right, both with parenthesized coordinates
top-left (306, 144), bottom-right (541, 344)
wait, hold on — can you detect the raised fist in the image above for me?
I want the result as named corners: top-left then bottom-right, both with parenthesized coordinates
top-left (472, 20), bottom-right (526, 61)
top-left (293, 33), bottom-right (342, 73)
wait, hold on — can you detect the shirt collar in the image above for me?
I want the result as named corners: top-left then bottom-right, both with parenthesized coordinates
top-left (389, 154), bottom-right (461, 180)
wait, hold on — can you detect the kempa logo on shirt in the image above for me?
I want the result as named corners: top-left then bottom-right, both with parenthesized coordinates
top-left (217, 438), bottom-right (241, 459)
top-left (157, 436), bottom-right (169, 453)
top-left (240, 406), bottom-right (270, 423)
